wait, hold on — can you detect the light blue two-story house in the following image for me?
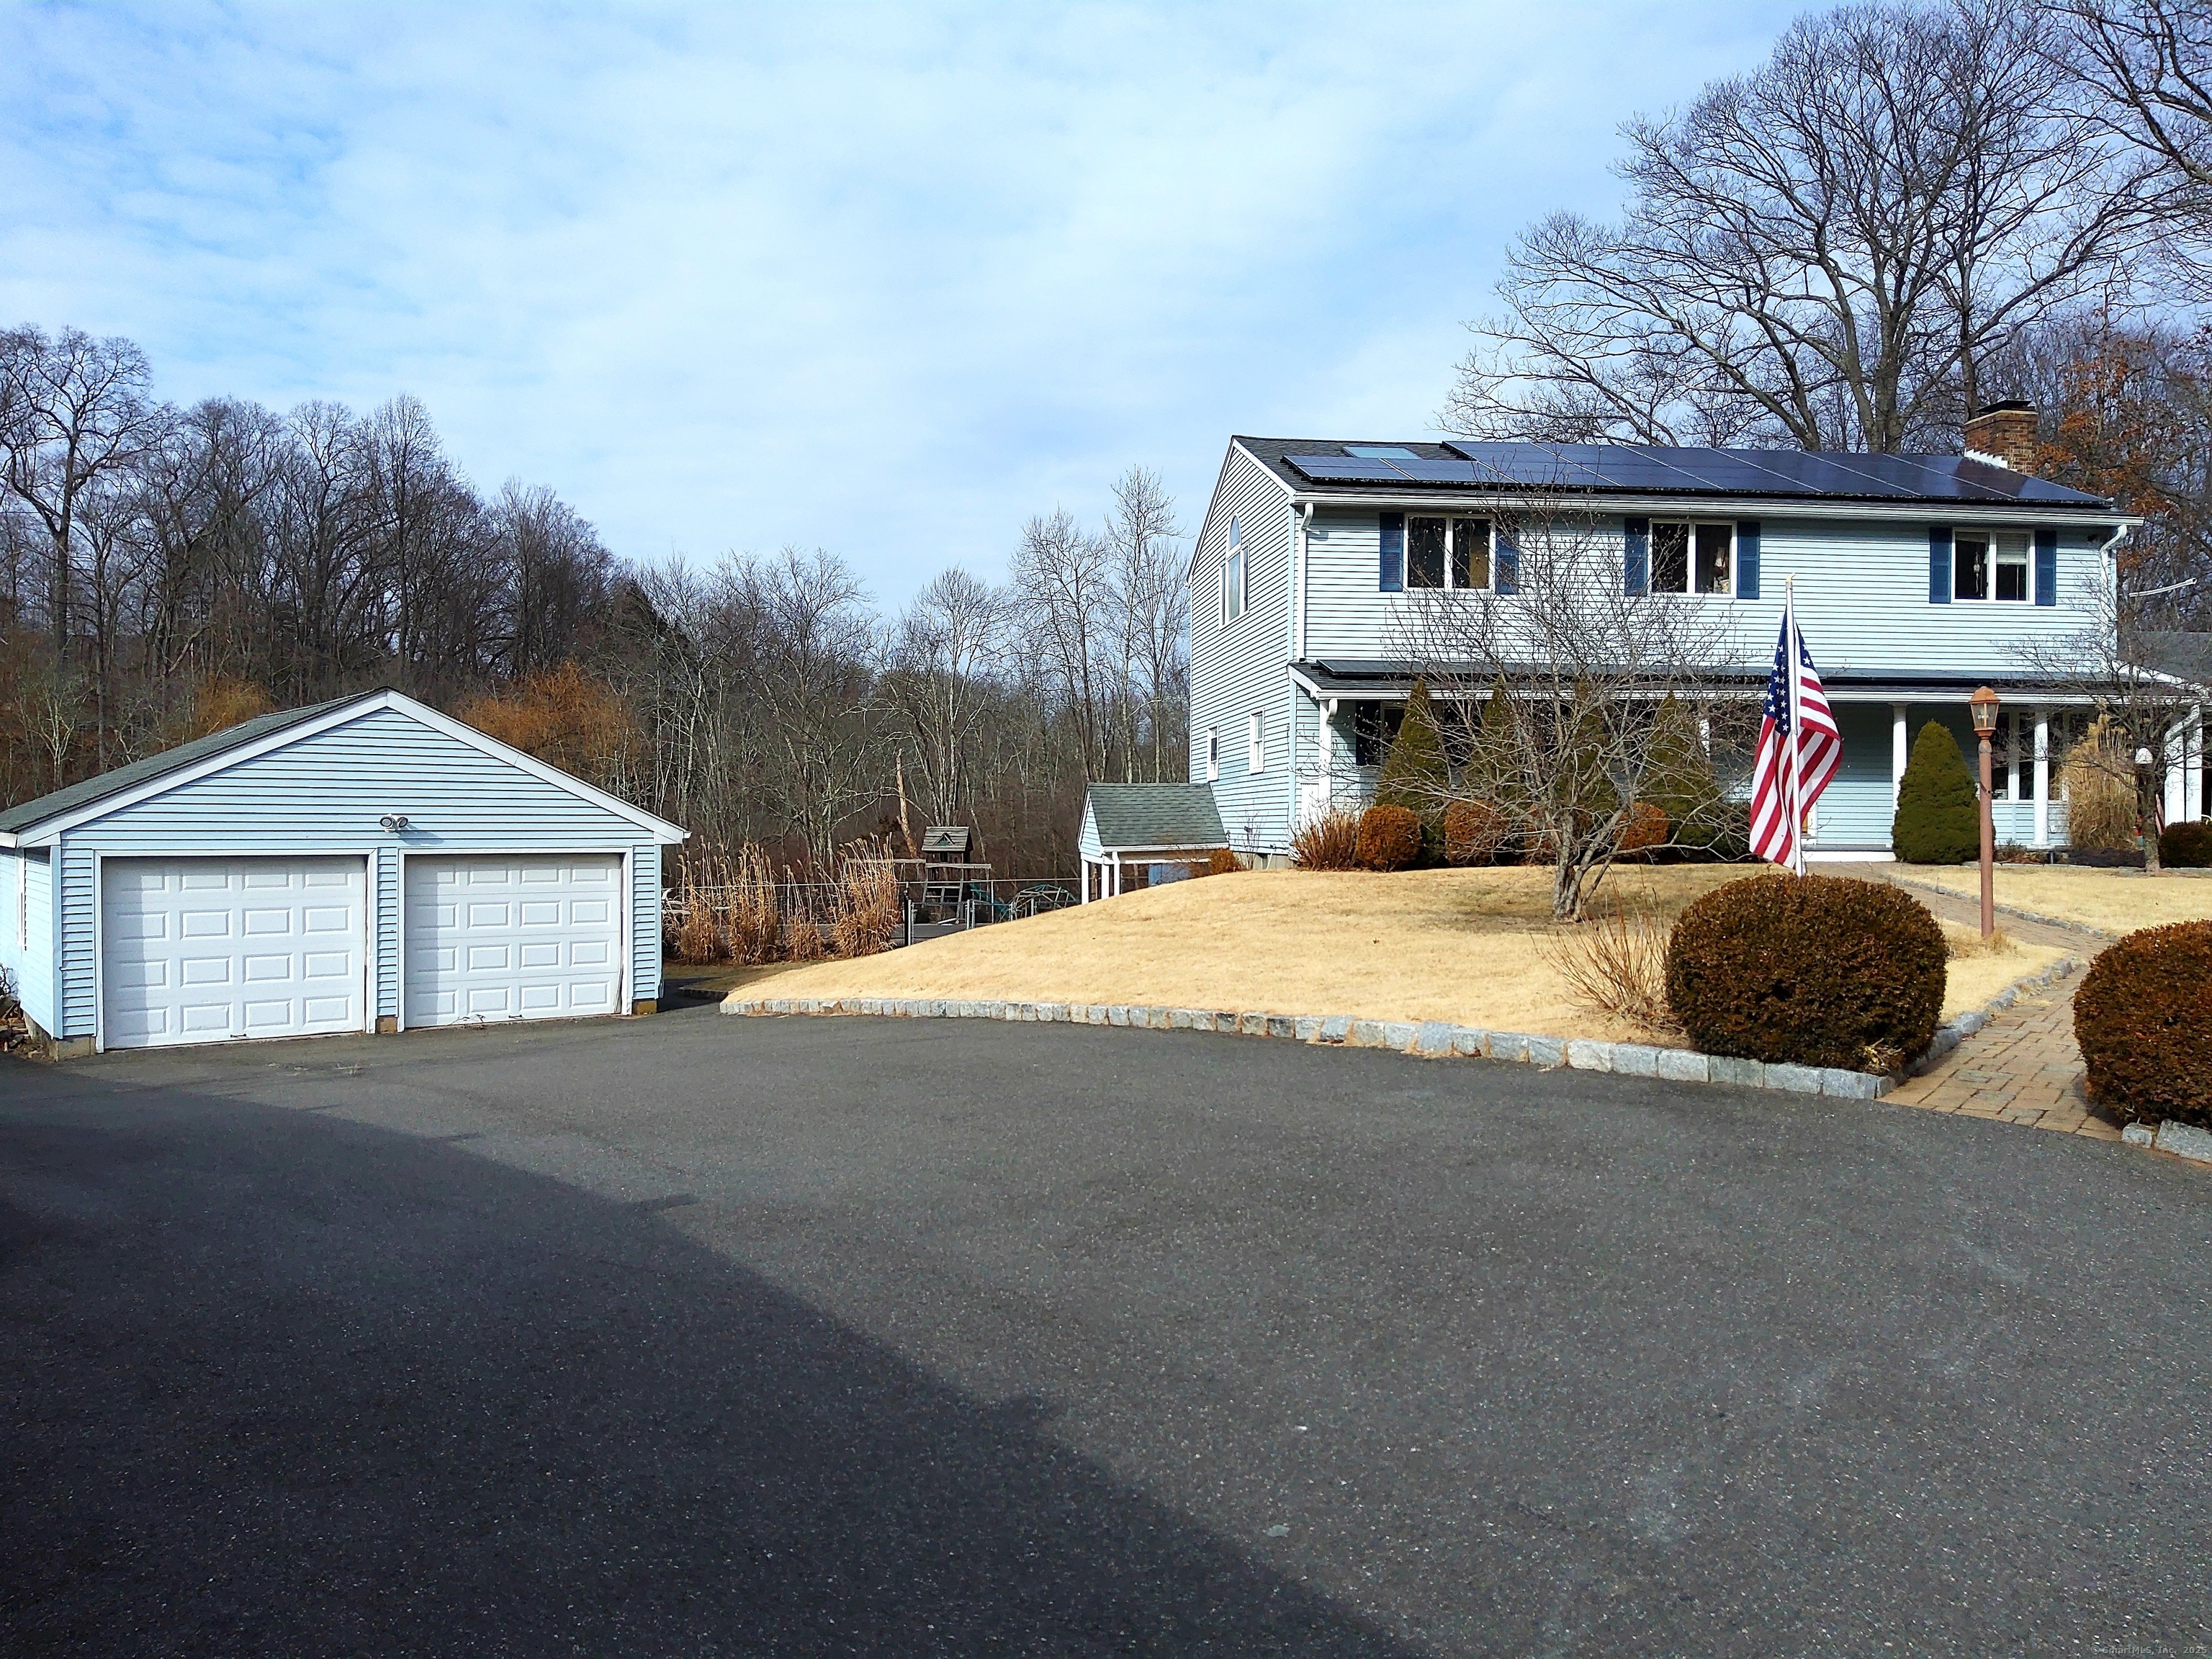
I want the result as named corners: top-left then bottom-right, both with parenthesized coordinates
top-left (1185, 407), bottom-right (2206, 861)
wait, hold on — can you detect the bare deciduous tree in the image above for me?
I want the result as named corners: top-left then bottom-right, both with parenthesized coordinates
top-left (1449, 0), bottom-right (2158, 452)
top-left (2044, 0), bottom-right (2212, 299)
top-left (1390, 499), bottom-right (1748, 920)
top-left (0, 325), bottom-right (164, 657)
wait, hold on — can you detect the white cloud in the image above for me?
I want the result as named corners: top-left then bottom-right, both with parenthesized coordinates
top-left (0, 0), bottom-right (1794, 601)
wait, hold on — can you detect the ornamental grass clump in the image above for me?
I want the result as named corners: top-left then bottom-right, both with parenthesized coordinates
top-left (830, 839), bottom-right (902, 958)
top-left (1355, 804), bottom-right (1423, 871)
top-left (2072, 920), bottom-right (2212, 1126)
top-left (1665, 875), bottom-right (1946, 1071)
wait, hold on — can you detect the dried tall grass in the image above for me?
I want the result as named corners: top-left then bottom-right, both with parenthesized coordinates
top-left (2059, 716), bottom-right (2139, 850)
top-left (1290, 807), bottom-right (1363, 870)
top-left (1541, 895), bottom-right (1679, 1034)
top-left (832, 837), bottom-right (903, 958)
top-left (668, 842), bottom-right (788, 965)
top-left (727, 844), bottom-right (783, 964)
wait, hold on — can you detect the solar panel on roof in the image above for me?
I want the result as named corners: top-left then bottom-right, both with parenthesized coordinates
top-left (1283, 438), bottom-right (2107, 506)
top-left (1285, 455), bottom-right (1419, 483)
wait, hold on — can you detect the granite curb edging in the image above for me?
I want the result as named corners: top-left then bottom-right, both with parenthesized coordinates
top-left (721, 947), bottom-right (2095, 1108)
top-left (720, 994), bottom-right (1898, 1100)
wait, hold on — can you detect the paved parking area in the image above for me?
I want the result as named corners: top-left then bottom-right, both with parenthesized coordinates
top-left (4, 1008), bottom-right (2209, 1654)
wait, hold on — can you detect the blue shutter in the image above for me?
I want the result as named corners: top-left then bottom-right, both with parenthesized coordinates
top-left (2033, 526), bottom-right (2058, 606)
top-left (1495, 529), bottom-right (1520, 595)
top-left (1928, 526), bottom-right (1953, 604)
top-left (1623, 517), bottom-right (1649, 596)
top-left (1379, 511), bottom-right (1404, 593)
top-left (1736, 520), bottom-right (1760, 599)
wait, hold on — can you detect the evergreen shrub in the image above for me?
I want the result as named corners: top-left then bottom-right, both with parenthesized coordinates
top-left (1618, 801), bottom-right (1669, 855)
top-left (2072, 921), bottom-right (2212, 1125)
top-left (1355, 804), bottom-right (1423, 872)
top-left (2158, 821), bottom-right (2212, 868)
top-left (1665, 875), bottom-right (1946, 1071)
top-left (1892, 721), bottom-right (1979, 864)
top-left (1444, 799), bottom-right (1512, 866)
top-left (1376, 678), bottom-right (1452, 863)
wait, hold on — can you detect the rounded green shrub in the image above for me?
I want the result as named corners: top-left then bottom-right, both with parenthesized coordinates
top-left (2158, 820), bottom-right (2212, 868)
top-left (2073, 921), bottom-right (2212, 1126)
top-left (1355, 804), bottom-right (1422, 871)
top-left (1665, 875), bottom-right (1947, 1071)
top-left (1892, 721), bottom-right (1979, 864)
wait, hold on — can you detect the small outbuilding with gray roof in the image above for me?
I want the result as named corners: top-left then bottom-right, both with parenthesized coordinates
top-left (1076, 783), bottom-right (1229, 902)
top-left (0, 687), bottom-right (686, 1056)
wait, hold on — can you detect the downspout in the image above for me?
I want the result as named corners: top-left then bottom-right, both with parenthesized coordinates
top-left (1288, 501), bottom-right (1311, 853)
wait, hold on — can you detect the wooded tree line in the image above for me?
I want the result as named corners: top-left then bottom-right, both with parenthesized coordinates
top-left (0, 320), bottom-right (1186, 876)
top-left (6, 0), bottom-right (2204, 890)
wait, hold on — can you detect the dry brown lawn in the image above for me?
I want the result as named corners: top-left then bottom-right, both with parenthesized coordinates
top-left (715, 864), bottom-right (2059, 1041)
top-left (1892, 863), bottom-right (2212, 935)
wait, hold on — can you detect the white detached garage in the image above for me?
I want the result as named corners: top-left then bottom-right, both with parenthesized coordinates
top-left (0, 688), bottom-right (686, 1055)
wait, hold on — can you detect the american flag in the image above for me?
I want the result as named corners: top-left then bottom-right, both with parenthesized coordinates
top-left (1747, 588), bottom-right (1841, 873)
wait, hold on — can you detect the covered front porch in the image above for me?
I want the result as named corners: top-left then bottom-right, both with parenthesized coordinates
top-left (1807, 692), bottom-right (2207, 859)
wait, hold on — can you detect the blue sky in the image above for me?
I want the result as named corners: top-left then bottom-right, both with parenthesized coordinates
top-left (0, 1), bottom-right (1797, 603)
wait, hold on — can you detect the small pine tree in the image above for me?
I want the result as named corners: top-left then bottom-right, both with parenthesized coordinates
top-left (1375, 678), bottom-right (1453, 862)
top-left (1892, 721), bottom-right (1980, 864)
top-left (1642, 695), bottom-right (1722, 848)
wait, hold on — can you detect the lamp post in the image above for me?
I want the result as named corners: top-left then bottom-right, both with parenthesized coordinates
top-left (2136, 746), bottom-right (2156, 863)
top-left (1971, 688), bottom-right (2000, 939)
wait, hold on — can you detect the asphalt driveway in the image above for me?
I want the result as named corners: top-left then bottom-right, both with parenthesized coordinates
top-left (3, 1007), bottom-right (2208, 1655)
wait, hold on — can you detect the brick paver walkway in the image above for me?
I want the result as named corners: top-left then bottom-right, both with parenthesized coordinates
top-left (1823, 865), bottom-right (2123, 1143)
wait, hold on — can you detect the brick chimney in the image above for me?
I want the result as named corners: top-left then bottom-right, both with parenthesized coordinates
top-left (1964, 400), bottom-right (2039, 475)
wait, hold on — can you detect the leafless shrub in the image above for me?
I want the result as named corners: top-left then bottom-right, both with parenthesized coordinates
top-left (1542, 896), bottom-right (1679, 1033)
top-left (1290, 807), bottom-right (1363, 870)
top-left (831, 836), bottom-right (902, 958)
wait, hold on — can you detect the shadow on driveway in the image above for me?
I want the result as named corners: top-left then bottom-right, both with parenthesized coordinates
top-left (0, 1088), bottom-right (1413, 1655)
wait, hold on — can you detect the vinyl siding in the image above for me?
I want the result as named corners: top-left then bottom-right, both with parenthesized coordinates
top-left (1303, 509), bottom-right (2110, 671)
top-left (0, 848), bottom-right (55, 1035)
top-left (48, 706), bottom-right (664, 1038)
top-left (1188, 444), bottom-right (1298, 851)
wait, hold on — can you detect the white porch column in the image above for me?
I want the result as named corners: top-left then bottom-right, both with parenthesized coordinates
top-left (1892, 704), bottom-right (1909, 807)
top-left (2166, 716), bottom-right (2188, 826)
top-left (2033, 710), bottom-right (2051, 848)
top-left (2005, 711), bottom-right (2020, 802)
top-left (2190, 703), bottom-right (2205, 822)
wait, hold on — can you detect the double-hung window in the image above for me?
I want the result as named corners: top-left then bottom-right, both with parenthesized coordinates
top-left (1406, 516), bottom-right (1492, 590)
top-left (1954, 529), bottom-right (2031, 602)
top-left (1651, 521), bottom-right (1733, 595)
top-left (1205, 728), bottom-right (1220, 783)
top-left (1223, 516), bottom-right (1246, 623)
top-left (1248, 711), bottom-right (1265, 774)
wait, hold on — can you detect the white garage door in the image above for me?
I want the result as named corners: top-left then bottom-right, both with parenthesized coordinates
top-left (404, 854), bottom-right (624, 1028)
top-left (101, 856), bottom-right (367, 1050)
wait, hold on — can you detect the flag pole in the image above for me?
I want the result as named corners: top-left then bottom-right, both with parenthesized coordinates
top-left (1786, 575), bottom-right (1804, 876)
